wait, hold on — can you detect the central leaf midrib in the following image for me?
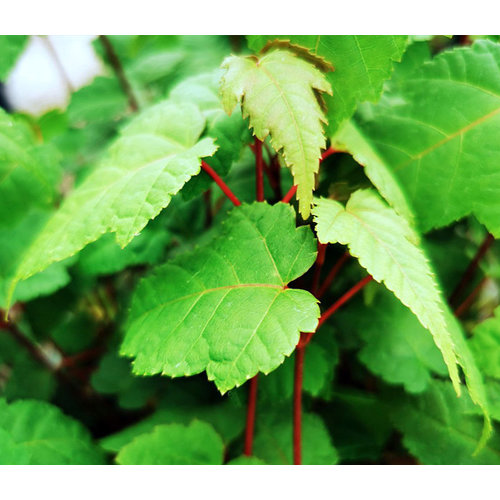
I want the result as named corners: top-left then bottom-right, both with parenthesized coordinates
top-left (131, 283), bottom-right (285, 326)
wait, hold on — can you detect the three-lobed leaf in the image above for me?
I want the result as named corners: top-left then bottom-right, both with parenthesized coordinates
top-left (220, 49), bottom-right (332, 218)
top-left (247, 35), bottom-right (408, 134)
top-left (121, 202), bottom-right (320, 393)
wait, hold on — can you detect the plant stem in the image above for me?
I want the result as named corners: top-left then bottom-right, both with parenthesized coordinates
top-left (255, 139), bottom-right (264, 202)
top-left (449, 233), bottom-right (494, 306)
top-left (244, 375), bottom-right (258, 456)
top-left (317, 251), bottom-right (351, 299)
top-left (282, 185), bottom-right (297, 203)
top-left (311, 243), bottom-right (327, 295)
top-left (201, 161), bottom-right (241, 207)
top-left (321, 146), bottom-right (337, 162)
top-left (99, 35), bottom-right (139, 112)
top-left (293, 345), bottom-right (305, 465)
top-left (454, 276), bottom-right (488, 318)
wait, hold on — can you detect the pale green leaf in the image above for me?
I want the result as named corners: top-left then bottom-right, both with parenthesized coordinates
top-left (121, 202), bottom-right (320, 393)
top-left (247, 35), bottom-right (408, 134)
top-left (10, 100), bottom-right (217, 301)
top-left (348, 40), bottom-right (500, 236)
top-left (0, 399), bottom-right (104, 464)
top-left (116, 421), bottom-right (224, 465)
top-left (220, 49), bottom-right (332, 218)
top-left (390, 380), bottom-right (500, 465)
top-left (313, 189), bottom-right (461, 393)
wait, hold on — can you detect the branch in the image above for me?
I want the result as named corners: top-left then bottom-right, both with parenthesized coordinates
top-left (255, 139), bottom-right (264, 202)
top-left (281, 185), bottom-right (297, 203)
top-left (449, 233), bottom-right (495, 306)
top-left (99, 35), bottom-right (139, 112)
top-left (244, 375), bottom-right (258, 456)
top-left (201, 161), bottom-right (241, 207)
top-left (454, 276), bottom-right (488, 318)
top-left (317, 251), bottom-right (351, 299)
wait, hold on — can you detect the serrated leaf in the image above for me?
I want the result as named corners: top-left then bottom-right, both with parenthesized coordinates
top-left (220, 49), bottom-right (332, 218)
top-left (121, 202), bottom-right (319, 393)
top-left (313, 189), bottom-right (461, 393)
top-left (389, 380), bottom-right (500, 465)
top-left (100, 399), bottom-right (245, 452)
top-left (247, 35), bottom-right (408, 134)
top-left (9, 100), bottom-right (217, 303)
top-left (0, 35), bottom-right (27, 80)
top-left (347, 41), bottom-right (500, 236)
top-left (0, 398), bottom-right (104, 464)
top-left (253, 410), bottom-right (338, 464)
top-left (116, 421), bottom-right (224, 465)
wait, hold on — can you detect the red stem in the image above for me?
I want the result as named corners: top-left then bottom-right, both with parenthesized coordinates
top-left (311, 243), bottom-right (327, 295)
top-left (321, 146), bottom-right (337, 162)
top-left (201, 161), bottom-right (241, 207)
top-left (244, 375), bottom-right (258, 456)
top-left (293, 345), bottom-right (305, 465)
top-left (317, 251), bottom-right (350, 299)
top-left (255, 139), bottom-right (264, 202)
top-left (282, 185), bottom-right (297, 203)
top-left (449, 233), bottom-right (494, 306)
top-left (454, 276), bottom-right (488, 318)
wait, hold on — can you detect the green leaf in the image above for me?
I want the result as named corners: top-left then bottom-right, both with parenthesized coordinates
top-left (77, 226), bottom-right (170, 277)
top-left (67, 76), bottom-right (128, 125)
top-left (0, 211), bottom-right (71, 308)
top-left (0, 399), bottom-right (104, 464)
top-left (313, 189), bottom-right (460, 393)
top-left (469, 307), bottom-right (500, 379)
top-left (100, 399), bottom-right (245, 452)
top-left (247, 35), bottom-right (408, 134)
top-left (0, 35), bottom-right (27, 80)
top-left (121, 202), bottom-right (319, 393)
top-left (115, 421), bottom-right (224, 465)
top-left (253, 410), bottom-right (338, 464)
top-left (0, 110), bottom-right (61, 225)
top-left (9, 100), bottom-right (217, 302)
top-left (227, 455), bottom-right (266, 465)
top-left (389, 380), bottom-right (500, 465)
top-left (347, 41), bottom-right (500, 236)
top-left (355, 288), bottom-right (448, 393)
top-left (220, 49), bottom-right (332, 218)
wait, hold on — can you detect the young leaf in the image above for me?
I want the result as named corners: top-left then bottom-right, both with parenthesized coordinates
top-left (220, 49), bottom-right (332, 218)
top-left (253, 410), bottom-right (338, 464)
top-left (313, 189), bottom-right (461, 393)
top-left (389, 381), bottom-right (500, 465)
top-left (9, 100), bottom-right (217, 302)
top-left (115, 421), bottom-right (224, 465)
top-left (347, 40), bottom-right (500, 236)
top-left (247, 35), bottom-right (408, 134)
top-left (0, 399), bottom-right (104, 464)
top-left (121, 202), bottom-right (320, 393)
